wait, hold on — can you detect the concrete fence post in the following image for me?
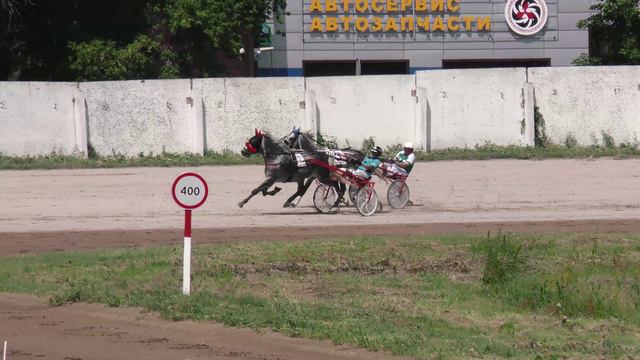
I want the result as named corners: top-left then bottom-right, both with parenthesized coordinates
top-left (190, 90), bottom-right (205, 155)
top-left (416, 87), bottom-right (430, 151)
top-left (523, 82), bottom-right (535, 147)
top-left (72, 87), bottom-right (88, 158)
top-left (304, 89), bottom-right (319, 137)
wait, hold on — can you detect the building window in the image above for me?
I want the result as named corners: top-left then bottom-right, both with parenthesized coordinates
top-left (360, 60), bottom-right (409, 75)
top-left (303, 59), bottom-right (410, 76)
top-left (442, 59), bottom-right (551, 68)
top-left (303, 61), bottom-right (357, 77)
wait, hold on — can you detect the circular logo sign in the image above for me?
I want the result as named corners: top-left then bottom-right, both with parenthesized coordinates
top-left (505, 0), bottom-right (548, 36)
top-left (172, 173), bottom-right (208, 209)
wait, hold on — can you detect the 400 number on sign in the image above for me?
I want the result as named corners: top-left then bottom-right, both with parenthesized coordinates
top-left (181, 186), bottom-right (201, 196)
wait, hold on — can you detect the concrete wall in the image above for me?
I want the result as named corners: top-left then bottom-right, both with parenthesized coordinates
top-left (1, 66), bottom-right (639, 157)
top-left (306, 75), bottom-right (418, 148)
top-left (0, 82), bottom-right (82, 156)
top-left (198, 78), bottom-right (306, 152)
top-left (79, 79), bottom-right (198, 157)
top-left (529, 66), bottom-right (640, 146)
top-left (417, 68), bottom-right (534, 149)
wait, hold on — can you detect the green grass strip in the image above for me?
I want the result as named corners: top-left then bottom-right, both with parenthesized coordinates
top-left (1, 233), bottom-right (640, 359)
top-left (3, 144), bottom-right (640, 170)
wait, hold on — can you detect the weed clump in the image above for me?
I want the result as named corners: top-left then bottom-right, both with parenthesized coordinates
top-left (602, 131), bottom-right (615, 148)
top-left (481, 234), bottom-right (525, 286)
top-left (564, 134), bottom-right (578, 148)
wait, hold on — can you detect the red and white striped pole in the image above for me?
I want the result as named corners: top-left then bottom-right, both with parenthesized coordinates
top-left (183, 209), bottom-right (192, 295)
top-left (172, 173), bottom-right (208, 296)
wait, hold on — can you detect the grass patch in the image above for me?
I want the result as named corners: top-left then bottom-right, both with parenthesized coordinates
top-left (4, 143), bottom-right (640, 170)
top-left (0, 150), bottom-right (263, 170)
top-left (413, 143), bottom-right (640, 162)
top-left (1, 234), bottom-right (640, 359)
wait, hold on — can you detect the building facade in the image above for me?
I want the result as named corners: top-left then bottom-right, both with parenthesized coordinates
top-left (257, 0), bottom-right (596, 76)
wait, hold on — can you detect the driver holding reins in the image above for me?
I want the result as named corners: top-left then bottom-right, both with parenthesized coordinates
top-left (393, 142), bottom-right (416, 174)
top-left (352, 146), bottom-right (384, 180)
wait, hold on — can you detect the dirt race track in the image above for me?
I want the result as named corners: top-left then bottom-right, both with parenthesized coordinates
top-left (2, 158), bottom-right (640, 359)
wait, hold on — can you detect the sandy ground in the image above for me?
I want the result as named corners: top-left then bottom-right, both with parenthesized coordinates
top-left (2, 159), bottom-right (640, 234)
top-left (2, 158), bottom-right (640, 359)
top-left (0, 294), bottom-right (408, 360)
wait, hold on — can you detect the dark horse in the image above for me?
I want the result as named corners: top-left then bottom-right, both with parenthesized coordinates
top-left (238, 129), bottom-right (331, 208)
top-left (285, 130), bottom-right (365, 207)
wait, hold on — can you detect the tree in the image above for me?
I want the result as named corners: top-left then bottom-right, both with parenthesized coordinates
top-left (2, 0), bottom-right (153, 80)
top-left (166, 0), bottom-right (285, 55)
top-left (2, 0), bottom-right (287, 80)
top-left (1, 0), bottom-right (33, 79)
top-left (161, 0), bottom-right (287, 77)
top-left (574, 0), bottom-right (640, 65)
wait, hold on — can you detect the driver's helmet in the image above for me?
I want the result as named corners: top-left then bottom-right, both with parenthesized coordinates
top-left (370, 146), bottom-right (383, 158)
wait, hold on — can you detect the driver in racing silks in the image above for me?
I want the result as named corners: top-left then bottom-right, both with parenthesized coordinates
top-left (327, 146), bottom-right (384, 206)
top-left (379, 141), bottom-right (415, 179)
top-left (330, 145), bottom-right (385, 184)
top-left (393, 142), bottom-right (416, 175)
top-left (379, 141), bottom-right (416, 205)
top-left (352, 146), bottom-right (384, 180)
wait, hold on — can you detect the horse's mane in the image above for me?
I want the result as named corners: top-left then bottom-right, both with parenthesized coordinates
top-left (285, 131), bottom-right (365, 166)
top-left (299, 133), bottom-right (361, 153)
top-left (295, 132), bottom-right (319, 152)
top-left (300, 131), bottom-right (316, 141)
top-left (262, 132), bottom-right (291, 154)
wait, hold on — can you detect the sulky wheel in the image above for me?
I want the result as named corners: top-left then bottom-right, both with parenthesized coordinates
top-left (313, 184), bottom-right (338, 213)
top-left (348, 184), bottom-right (360, 205)
top-left (355, 186), bottom-right (378, 216)
top-left (387, 180), bottom-right (410, 209)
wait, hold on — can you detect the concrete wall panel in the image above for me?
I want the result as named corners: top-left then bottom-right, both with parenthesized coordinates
top-left (529, 66), bottom-right (640, 146)
top-left (306, 75), bottom-right (418, 149)
top-left (416, 68), bottom-right (531, 149)
top-left (198, 78), bottom-right (306, 152)
top-left (80, 79), bottom-right (196, 157)
top-left (0, 82), bottom-right (78, 156)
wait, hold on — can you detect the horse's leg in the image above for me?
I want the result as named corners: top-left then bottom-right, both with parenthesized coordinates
top-left (284, 177), bottom-right (314, 208)
top-left (238, 177), bottom-right (276, 208)
top-left (333, 181), bottom-right (346, 207)
top-left (263, 186), bottom-right (282, 196)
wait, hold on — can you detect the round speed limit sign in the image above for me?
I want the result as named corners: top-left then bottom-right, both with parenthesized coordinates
top-left (172, 173), bottom-right (208, 209)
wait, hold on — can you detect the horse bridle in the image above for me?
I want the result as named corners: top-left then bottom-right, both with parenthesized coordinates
top-left (245, 142), bottom-right (258, 154)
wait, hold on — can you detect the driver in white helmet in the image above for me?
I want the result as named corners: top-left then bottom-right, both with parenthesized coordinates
top-left (394, 142), bottom-right (416, 174)
top-left (389, 142), bottom-right (416, 205)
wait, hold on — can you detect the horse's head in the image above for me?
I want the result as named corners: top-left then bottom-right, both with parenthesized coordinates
top-left (288, 130), bottom-right (319, 152)
top-left (242, 128), bottom-right (264, 157)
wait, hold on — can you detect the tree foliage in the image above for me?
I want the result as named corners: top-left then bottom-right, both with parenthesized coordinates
top-left (1, 0), bottom-right (286, 80)
top-left (575, 0), bottom-right (640, 65)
